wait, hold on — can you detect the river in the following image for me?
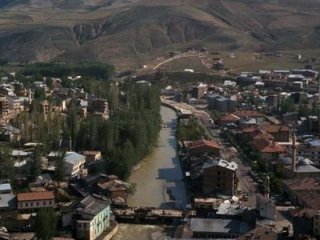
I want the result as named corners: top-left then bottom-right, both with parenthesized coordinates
top-left (113, 106), bottom-right (188, 240)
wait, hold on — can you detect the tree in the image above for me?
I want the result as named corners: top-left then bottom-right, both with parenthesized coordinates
top-left (30, 147), bottom-right (42, 180)
top-left (0, 146), bottom-right (13, 181)
top-left (280, 97), bottom-right (295, 114)
top-left (54, 151), bottom-right (65, 182)
top-left (35, 208), bottom-right (57, 240)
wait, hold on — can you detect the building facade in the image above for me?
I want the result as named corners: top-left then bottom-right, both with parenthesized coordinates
top-left (76, 195), bottom-right (111, 240)
top-left (17, 191), bottom-right (55, 211)
top-left (202, 158), bottom-right (238, 196)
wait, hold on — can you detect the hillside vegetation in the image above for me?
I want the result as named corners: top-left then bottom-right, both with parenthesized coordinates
top-left (0, 0), bottom-right (319, 66)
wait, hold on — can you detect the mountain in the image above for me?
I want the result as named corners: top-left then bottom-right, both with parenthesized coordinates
top-left (0, 0), bottom-right (320, 66)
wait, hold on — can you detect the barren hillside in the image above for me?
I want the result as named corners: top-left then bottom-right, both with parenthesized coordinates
top-left (0, 0), bottom-right (319, 65)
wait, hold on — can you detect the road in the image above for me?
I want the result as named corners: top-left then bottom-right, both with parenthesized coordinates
top-left (152, 52), bottom-right (208, 71)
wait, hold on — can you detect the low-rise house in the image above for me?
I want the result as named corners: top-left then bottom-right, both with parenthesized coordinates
top-left (237, 225), bottom-right (280, 240)
top-left (219, 114), bottom-right (240, 126)
top-left (182, 140), bottom-right (221, 157)
top-left (81, 151), bottom-right (102, 163)
top-left (0, 124), bottom-right (21, 142)
top-left (97, 178), bottom-right (130, 202)
top-left (0, 183), bottom-right (12, 194)
top-left (220, 110), bottom-right (266, 128)
top-left (242, 124), bottom-right (290, 142)
top-left (0, 194), bottom-right (16, 211)
top-left (64, 152), bottom-right (86, 177)
top-left (283, 157), bottom-right (320, 179)
top-left (298, 139), bottom-right (320, 165)
top-left (188, 218), bottom-right (251, 239)
top-left (192, 83), bottom-right (208, 99)
top-left (17, 191), bottom-right (55, 211)
top-left (75, 195), bottom-right (111, 240)
top-left (290, 208), bottom-right (316, 239)
top-left (292, 69), bottom-right (319, 79)
top-left (251, 138), bottom-right (286, 161)
top-left (87, 98), bottom-right (109, 120)
top-left (283, 177), bottom-right (320, 209)
top-left (256, 194), bottom-right (276, 220)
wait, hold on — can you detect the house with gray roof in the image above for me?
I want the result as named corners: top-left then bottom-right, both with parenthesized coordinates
top-left (75, 195), bottom-right (111, 240)
top-left (188, 218), bottom-right (251, 239)
top-left (64, 152), bottom-right (86, 177)
top-left (0, 194), bottom-right (16, 211)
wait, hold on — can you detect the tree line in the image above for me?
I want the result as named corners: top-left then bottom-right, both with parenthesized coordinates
top-left (74, 83), bottom-right (162, 179)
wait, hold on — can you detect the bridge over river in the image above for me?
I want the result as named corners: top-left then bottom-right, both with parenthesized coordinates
top-left (114, 207), bottom-right (195, 224)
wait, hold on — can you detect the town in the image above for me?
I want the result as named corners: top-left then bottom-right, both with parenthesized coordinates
top-left (0, 57), bottom-right (319, 240)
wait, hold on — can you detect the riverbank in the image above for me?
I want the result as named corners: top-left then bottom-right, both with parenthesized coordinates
top-left (127, 106), bottom-right (188, 209)
top-left (114, 106), bottom-right (188, 239)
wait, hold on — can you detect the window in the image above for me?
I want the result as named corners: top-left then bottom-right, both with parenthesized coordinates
top-left (26, 203), bottom-right (28, 207)
top-left (30, 202), bottom-right (33, 207)
top-left (37, 202), bottom-right (39, 206)
top-left (43, 201), bottom-right (46, 206)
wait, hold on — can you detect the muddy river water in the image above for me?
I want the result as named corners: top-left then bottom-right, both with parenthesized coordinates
top-left (113, 106), bottom-right (188, 240)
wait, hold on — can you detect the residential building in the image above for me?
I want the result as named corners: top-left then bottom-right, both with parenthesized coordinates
top-left (90, 99), bottom-right (109, 115)
top-left (221, 110), bottom-right (266, 128)
top-left (290, 208), bottom-right (316, 239)
top-left (97, 178), bottom-right (129, 204)
top-left (0, 96), bottom-right (9, 117)
top-left (0, 183), bottom-right (12, 194)
top-left (41, 100), bottom-right (50, 114)
top-left (282, 157), bottom-right (320, 179)
top-left (207, 94), bottom-right (236, 112)
top-left (201, 158), bottom-right (238, 196)
top-left (0, 194), bottom-right (16, 211)
top-left (237, 226), bottom-right (280, 240)
top-left (314, 211), bottom-right (320, 237)
top-left (64, 152), bottom-right (86, 177)
top-left (298, 139), bottom-right (320, 165)
top-left (188, 218), bottom-right (250, 239)
top-left (242, 124), bottom-right (290, 142)
top-left (282, 177), bottom-right (320, 209)
top-left (292, 69), bottom-right (319, 79)
top-left (256, 194), bottom-right (276, 220)
top-left (219, 113), bottom-right (240, 126)
top-left (0, 124), bottom-right (21, 142)
top-left (182, 139), bottom-right (221, 157)
top-left (81, 151), bottom-right (102, 163)
top-left (192, 83), bottom-right (208, 99)
top-left (17, 191), bottom-right (55, 211)
top-left (7, 96), bottom-right (21, 113)
top-left (250, 137), bottom-right (286, 161)
top-left (75, 195), bottom-right (111, 240)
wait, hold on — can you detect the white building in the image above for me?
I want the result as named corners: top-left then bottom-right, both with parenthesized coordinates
top-left (64, 151), bottom-right (86, 177)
